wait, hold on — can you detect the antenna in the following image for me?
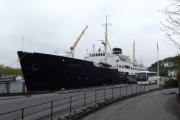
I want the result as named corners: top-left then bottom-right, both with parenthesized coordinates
top-left (93, 44), bottom-right (95, 52)
top-left (157, 41), bottom-right (160, 88)
top-left (104, 15), bottom-right (108, 53)
top-left (22, 37), bottom-right (24, 51)
top-left (133, 40), bottom-right (135, 63)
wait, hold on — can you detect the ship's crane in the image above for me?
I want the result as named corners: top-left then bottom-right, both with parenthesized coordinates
top-left (67, 25), bottom-right (88, 57)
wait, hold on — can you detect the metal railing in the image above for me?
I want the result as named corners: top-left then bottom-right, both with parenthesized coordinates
top-left (0, 81), bottom-right (26, 94)
top-left (0, 84), bottom-right (158, 120)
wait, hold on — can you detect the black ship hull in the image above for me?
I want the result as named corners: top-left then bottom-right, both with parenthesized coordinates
top-left (18, 51), bottom-right (127, 91)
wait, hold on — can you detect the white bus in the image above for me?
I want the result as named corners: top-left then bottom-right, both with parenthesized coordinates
top-left (136, 71), bottom-right (158, 85)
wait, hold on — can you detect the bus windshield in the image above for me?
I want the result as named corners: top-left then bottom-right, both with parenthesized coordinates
top-left (137, 73), bottom-right (146, 81)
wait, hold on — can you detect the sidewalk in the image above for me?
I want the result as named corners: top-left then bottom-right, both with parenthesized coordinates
top-left (80, 88), bottom-right (180, 120)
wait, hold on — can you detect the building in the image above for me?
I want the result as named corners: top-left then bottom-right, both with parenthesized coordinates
top-left (168, 69), bottom-right (177, 80)
top-left (164, 61), bottom-right (174, 67)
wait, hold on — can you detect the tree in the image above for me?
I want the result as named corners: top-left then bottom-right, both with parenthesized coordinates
top-left (161, 0), bottom-right (180, 49)
top-left (161, 0), bottom-right (180, 97)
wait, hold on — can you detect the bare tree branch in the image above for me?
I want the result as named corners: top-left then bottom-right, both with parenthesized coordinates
top-left (161, 0), bottom-right (180, 48)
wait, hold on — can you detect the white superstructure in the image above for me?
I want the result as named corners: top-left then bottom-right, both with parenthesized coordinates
top-left (84, 16), bottom-right (146, 75)
top-left (84, 48), bottom-right (146, 75)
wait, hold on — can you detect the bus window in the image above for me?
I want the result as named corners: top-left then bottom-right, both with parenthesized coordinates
top-left (147, 73), bottom-right (157, 77)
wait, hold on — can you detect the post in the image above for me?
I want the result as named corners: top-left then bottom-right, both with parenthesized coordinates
top-left (178, 82), bottom-right (180, 100)
top-left (95, 89), bottom-right (97, 104)
top-left (112, 87), bottom-right (114, 99)
top-left (84, 91), bottom-right (86, 107)
top-left (104, 88), bottom-right (106, 100)
top-left (69, 96), bottom-right (72, 117)
top-left (23, 82), bottom-right (26, 93)
top-left (144, 85), bottom-right (145, 93)
top-left (119, 86), bottom-right (121, 97)
top-left (6, 82), bottom-right (10, 93)
top-left (22, 108), bottom-right (24, 120)
top-left (131, 86), bottom-right (133, 95)
top-left (136, 85), bottom-right (137, 94)
top-left (126, 87), bottom-right (127, 96)
top-left (157, 41), bottom-right (160, 88)
top-left (51, 101), bottom-right (53, 120)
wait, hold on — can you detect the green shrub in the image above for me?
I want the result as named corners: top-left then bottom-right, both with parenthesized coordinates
top-left (177, 68), bottom-right (180, 95)
top-left (164, 79), bottom-right (178, 88)
top-left (177, 68), bottom-right (180, 82)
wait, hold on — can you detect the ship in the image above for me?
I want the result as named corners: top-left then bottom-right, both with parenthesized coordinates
top-left (18, 17), bottom-right (146, 91)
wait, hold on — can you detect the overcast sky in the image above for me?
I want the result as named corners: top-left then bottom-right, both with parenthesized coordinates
top-left (0, 0), bottom-right (178, 68)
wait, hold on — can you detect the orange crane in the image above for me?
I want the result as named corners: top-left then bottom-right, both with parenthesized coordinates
top-left (67, 25), bottom-right (88, 57)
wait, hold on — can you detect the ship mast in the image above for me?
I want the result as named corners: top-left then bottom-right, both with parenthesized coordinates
top-left (133, 40), bottom-right (135, 64)
top-left (105, 16), bottom-right (108, 54)
top-left (103, 16), bottom-right (112, 54)
top-left (102, 16), bottom-right (113, 63)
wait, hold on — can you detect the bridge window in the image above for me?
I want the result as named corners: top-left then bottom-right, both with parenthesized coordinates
top-left (125, 65), bottom-right (130, 69)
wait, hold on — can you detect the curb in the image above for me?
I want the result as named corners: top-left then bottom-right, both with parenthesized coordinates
top-left (0, 96), bottom-right (27, 100)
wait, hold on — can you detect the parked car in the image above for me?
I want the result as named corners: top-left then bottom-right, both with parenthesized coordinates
top-left (127, 76), bottom-right (137, 84)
